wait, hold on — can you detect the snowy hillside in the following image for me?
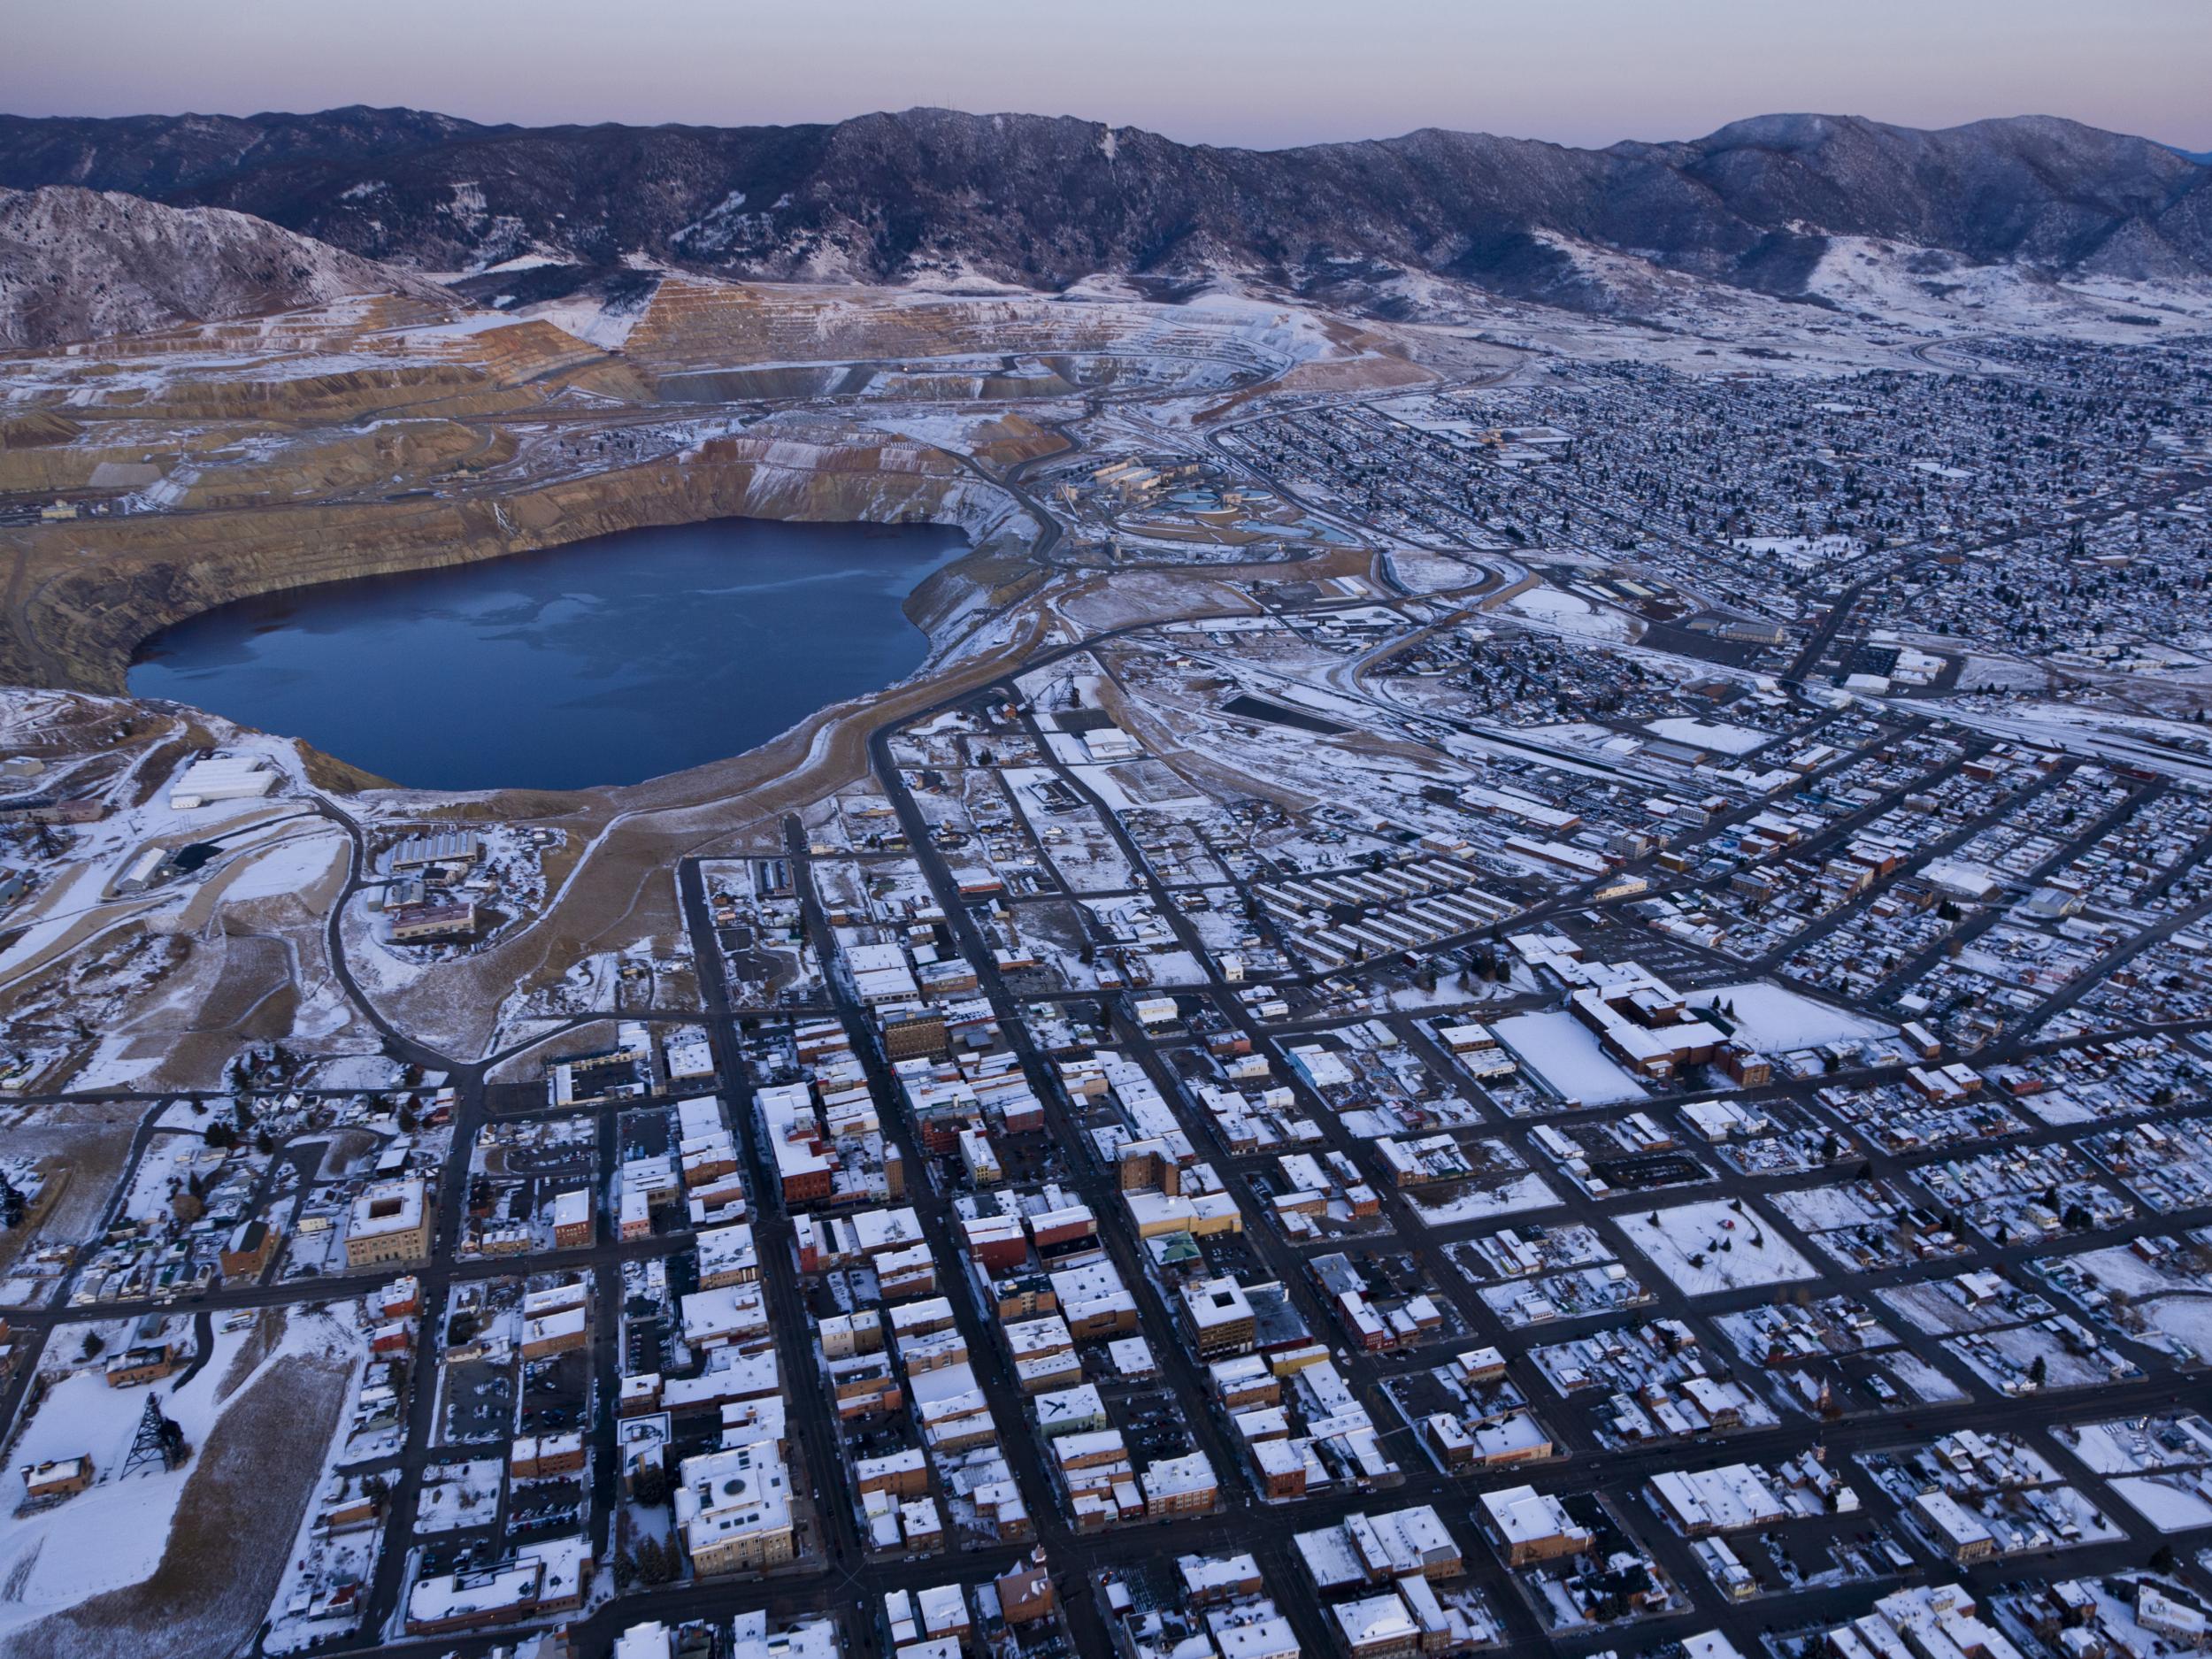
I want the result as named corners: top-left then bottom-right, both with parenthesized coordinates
top-left (0, 186), bottom-right (452, 347)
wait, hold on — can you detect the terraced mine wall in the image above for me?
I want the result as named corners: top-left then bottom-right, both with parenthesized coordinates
top-left (4, 434), bottom-right (1010, 695)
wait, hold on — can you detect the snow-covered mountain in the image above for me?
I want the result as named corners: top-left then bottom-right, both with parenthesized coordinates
top-left (0, 185), bottom-right (448, 347)
top-left (4, 107), bottom-right (2211, 339)
top-left (4, 105), bottom-right (2209, 313)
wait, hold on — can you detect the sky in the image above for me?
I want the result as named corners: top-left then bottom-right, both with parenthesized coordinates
top-left (4, 0), bottom-right (2208, 152)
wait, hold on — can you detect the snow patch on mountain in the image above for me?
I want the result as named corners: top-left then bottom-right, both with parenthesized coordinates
top-left (0, 186), bottom-right (455, 348)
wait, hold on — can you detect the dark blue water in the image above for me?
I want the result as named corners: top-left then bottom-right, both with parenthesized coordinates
top-left (129, 518), bottom-right (969, 790)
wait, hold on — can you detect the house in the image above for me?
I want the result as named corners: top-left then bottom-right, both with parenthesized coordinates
top-left (1480, 1485), bottom-right (1592, 1565)
top-left (219, 1217), bottom-right (277, 1280)
top-left (105, 1341), bottom-right (180, 1388)
top-left (20, 1456), bottom-right (92, 1501)
top-left (995, 1555), bottom-right (1058, 1624)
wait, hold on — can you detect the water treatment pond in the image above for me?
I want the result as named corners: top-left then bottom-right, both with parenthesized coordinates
top-left (129, 517), bottom-right (970, 790)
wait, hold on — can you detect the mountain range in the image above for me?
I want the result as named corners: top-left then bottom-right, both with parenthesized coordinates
top-left (1, 104), bottom-right (2208, 345)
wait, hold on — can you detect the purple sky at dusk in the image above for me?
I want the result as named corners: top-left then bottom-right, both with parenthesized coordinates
top-left (4, 0), bottom-right (2208, 152)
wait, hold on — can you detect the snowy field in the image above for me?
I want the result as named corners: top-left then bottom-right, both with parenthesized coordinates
top-left (1701, 981), bottom-right (1896, 1054)
top-left (1498, 585), bottom-right (1640, 642)
top-left (1879, 1350), bottom-right (1967, 1404)
top-left (414, 1458), bottom-right (505, 1532)
top-left (2131, 1295), bottom-right (2212, 1360)
top-left (1405, 1166), bottom-right (1562, 1227)
top-left (1617, 1200), bottom-right (1819, 1297)
top-left (0, 1308), bottom-right (363, 1639)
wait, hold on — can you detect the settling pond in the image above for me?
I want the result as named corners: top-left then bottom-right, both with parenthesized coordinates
top-left (129, 518), bottom-right (969, 790)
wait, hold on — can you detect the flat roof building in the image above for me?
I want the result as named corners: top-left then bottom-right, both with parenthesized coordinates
top-left (675, 1441), bottom-right (795, 1575)
top-left (346, 1178), bottom-right (431, 1269)
top-left (1480, 1485), bottom-right (1592, 1565)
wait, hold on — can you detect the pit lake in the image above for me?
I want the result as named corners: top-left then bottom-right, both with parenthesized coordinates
top-left (129, 517), bottom-right (970, 790)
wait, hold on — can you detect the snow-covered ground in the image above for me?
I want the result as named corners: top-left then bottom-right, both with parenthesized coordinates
top-left (2062, 1417), bottom-right (2212, 1476)
top-left (1617, 1200), bottom-right (1819, 1297)
top-left (1880, 1350), bottom-right (1966, 1404)
top-left (217, 827), bottom-right (348, 902)
top-left (1803, 234), bottom-right (2212, 344)
top-left (1497, 585), bottom-right (1640, 643)
top-left (1405, 1159), bottom-right (1561, 1227)
top-left (0, 1308), bottom-right (363, 1638)
top-left (413, 1457), bottom-right (505, 1532)
top-left (2132, 1294), bottom-right (2212, 1359)
top-left (1700, 981), bottom-right (1897, 1054)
